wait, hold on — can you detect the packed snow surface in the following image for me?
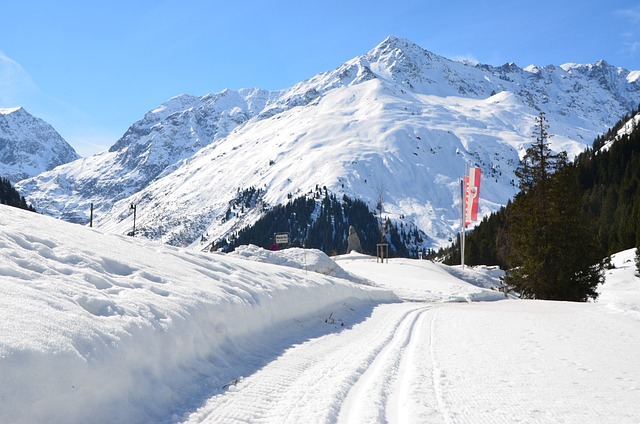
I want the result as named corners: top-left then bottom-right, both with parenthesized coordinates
top-left (1, 206), bottom-right (639, 423)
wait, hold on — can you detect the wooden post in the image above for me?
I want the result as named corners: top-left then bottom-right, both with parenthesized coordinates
top-left (377, 243), bottom-right (389, 263)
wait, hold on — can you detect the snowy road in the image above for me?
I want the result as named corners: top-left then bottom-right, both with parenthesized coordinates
top-left (183, 299), bottom-right (640, 424)
top-left (183, 302), bottom-right (444, 423)
top-left (182, 254), bottom-right (640, 424)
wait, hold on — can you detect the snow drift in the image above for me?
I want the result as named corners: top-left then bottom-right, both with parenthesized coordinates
top-left (0, 206), bottom-right (397, 423)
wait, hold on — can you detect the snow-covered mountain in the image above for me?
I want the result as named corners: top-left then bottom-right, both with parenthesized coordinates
top-left (17, 36), bottom-right (640, 247)
top-left (0, 107), bottom-right (79, 183)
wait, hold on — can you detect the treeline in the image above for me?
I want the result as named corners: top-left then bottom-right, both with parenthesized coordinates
top-left (575, 110), bottom-right (640, 255)
top-left (440, 206), bottom-right (510, 269)
top-left (441, 107), bottom-right (640, 268)
top-left (214, 191), bottom-right (425, 257)
top-left (0, 177), bottom-right (36, 212)
top-left (439, 109), bottom-right (640, 300)
top-left (438, 111), bottom-right (640, 301)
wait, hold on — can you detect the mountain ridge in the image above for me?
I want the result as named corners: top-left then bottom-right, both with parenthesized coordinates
top-left (15, 36), bottom-right (640, 249)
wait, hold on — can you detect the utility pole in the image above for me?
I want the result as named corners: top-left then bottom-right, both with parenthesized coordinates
top-left (130, 204), bottom-right (137, 236)
top-left (376, 187), bottom-right (389, 263)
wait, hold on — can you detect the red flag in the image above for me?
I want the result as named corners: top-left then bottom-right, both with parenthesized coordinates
top-left (464, 167), bottom-right (481, 225)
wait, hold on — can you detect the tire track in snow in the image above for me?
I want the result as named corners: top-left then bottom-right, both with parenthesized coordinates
top-left (429, 308), bottom-right (452, 424)
top-left (336, 305), bottom-right (431, 423)
top-left (388, 306), bottom-right (446, 424)
top-left (182, 303), bottom-right (440, 424)
top-left (336, 304), bottom-right (449, 424)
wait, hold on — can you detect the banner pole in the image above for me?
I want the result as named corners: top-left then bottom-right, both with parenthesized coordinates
top-left (463, 162), bottom-right (471, 268)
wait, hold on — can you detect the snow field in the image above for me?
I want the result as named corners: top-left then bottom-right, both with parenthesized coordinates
top-left (428, 300), bottom-right (640, 423)
top-left (334, 252), bottom-right (507, 302)
top-left (2, 205), bottom-right (640, 423)
top-left (0, 207), bottom-right (397, 423)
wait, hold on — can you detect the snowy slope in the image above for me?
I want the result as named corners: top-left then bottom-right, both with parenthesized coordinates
top-left (14, 90), bottom-right (274, 223)
top-left (1, 203), bottom-right (638, 423)
top-left (0, 205), bottom-right (396, 423)
top-left (0, 107), bottom-right (79, 183)
top-left (17, 36), bottom-right (640, 247)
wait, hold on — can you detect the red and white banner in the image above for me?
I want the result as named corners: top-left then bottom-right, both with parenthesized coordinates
top-left (464, 167), bottom-right (481, 226)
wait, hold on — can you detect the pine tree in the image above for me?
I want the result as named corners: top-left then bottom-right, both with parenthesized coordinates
top-left (504, 112), bottom-right (603, 301)
top-left (0, 177), bottom-right (36, 212)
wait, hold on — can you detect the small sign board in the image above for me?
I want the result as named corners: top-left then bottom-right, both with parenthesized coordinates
top-left (274, 232), bottom-right (289, 245)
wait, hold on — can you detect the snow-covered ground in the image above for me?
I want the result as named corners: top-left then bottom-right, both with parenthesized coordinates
top-left (1, 205), bottom-right (639, 423)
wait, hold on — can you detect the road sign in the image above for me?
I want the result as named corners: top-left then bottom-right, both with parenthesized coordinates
top-left (274, 232), bottom-right (289, 245)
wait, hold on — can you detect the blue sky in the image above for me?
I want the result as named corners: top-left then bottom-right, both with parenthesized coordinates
top-left (1, 0), bottom-right (639, 156)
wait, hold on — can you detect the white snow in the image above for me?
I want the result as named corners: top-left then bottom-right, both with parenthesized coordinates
top-left (0, 206), bottom-right (396, 423)
top-left (598, 111), bottom-right (640, 152)
top-left (1, 205), bottom-right (639, 423)
top-left (0, 106), bottom-right (22, 115)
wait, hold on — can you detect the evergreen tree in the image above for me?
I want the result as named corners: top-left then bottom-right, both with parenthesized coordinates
top-left (0, 177), bottom-right (36, 212)
top-left (504, 112), bottom-right (603, 301)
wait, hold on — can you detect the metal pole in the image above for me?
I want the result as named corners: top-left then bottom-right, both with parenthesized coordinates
top-left (461, 162), bottom-right (468, 269)
top-left (130, 204), bottom-right (136, 236)
top-left (89, 203), bottom-right (93, 228)
top-left (303, 242), bottom-right (307, 274)
top-left (460, 179), bottom-right (465, 268)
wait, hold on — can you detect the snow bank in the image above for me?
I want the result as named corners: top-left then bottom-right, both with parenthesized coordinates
top-left (229, 244), bottom-right (376, 285)
top-left (0, 206), bottom-right (397, 423)
top-left (598, 248), bottom-right (640, 321)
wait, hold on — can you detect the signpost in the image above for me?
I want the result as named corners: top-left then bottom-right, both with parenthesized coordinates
top-left (274, 232), bottom-right (289, 245)
top-left (377, 243), bottom-right (389, 263)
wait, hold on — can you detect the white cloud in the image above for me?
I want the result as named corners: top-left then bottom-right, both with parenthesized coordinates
top-left (0, 51), bottom-right (38, 106)
top-left (625, 41), bottom-right (640, 55)
top-left (614, 7), bottom-right (640, 63)
top-left (614, 6), bottom-right (640, 23)
top-left (449, 53), bottom-right (480, 66)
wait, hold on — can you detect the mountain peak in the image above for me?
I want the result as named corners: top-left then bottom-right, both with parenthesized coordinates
top-left (0, 106), bottom-right (24, 115)
top-left (0, 108), bottom-right (79, 183)
top-left (375, 35), bottom-right (415, 49)
top-left (369, 35), bottom-right (433, 60)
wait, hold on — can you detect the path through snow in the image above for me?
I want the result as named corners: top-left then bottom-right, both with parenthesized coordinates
top-left (183, 253), bottom-right (640, 424)
top-left (182, 303), bottom-right (445, 423)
